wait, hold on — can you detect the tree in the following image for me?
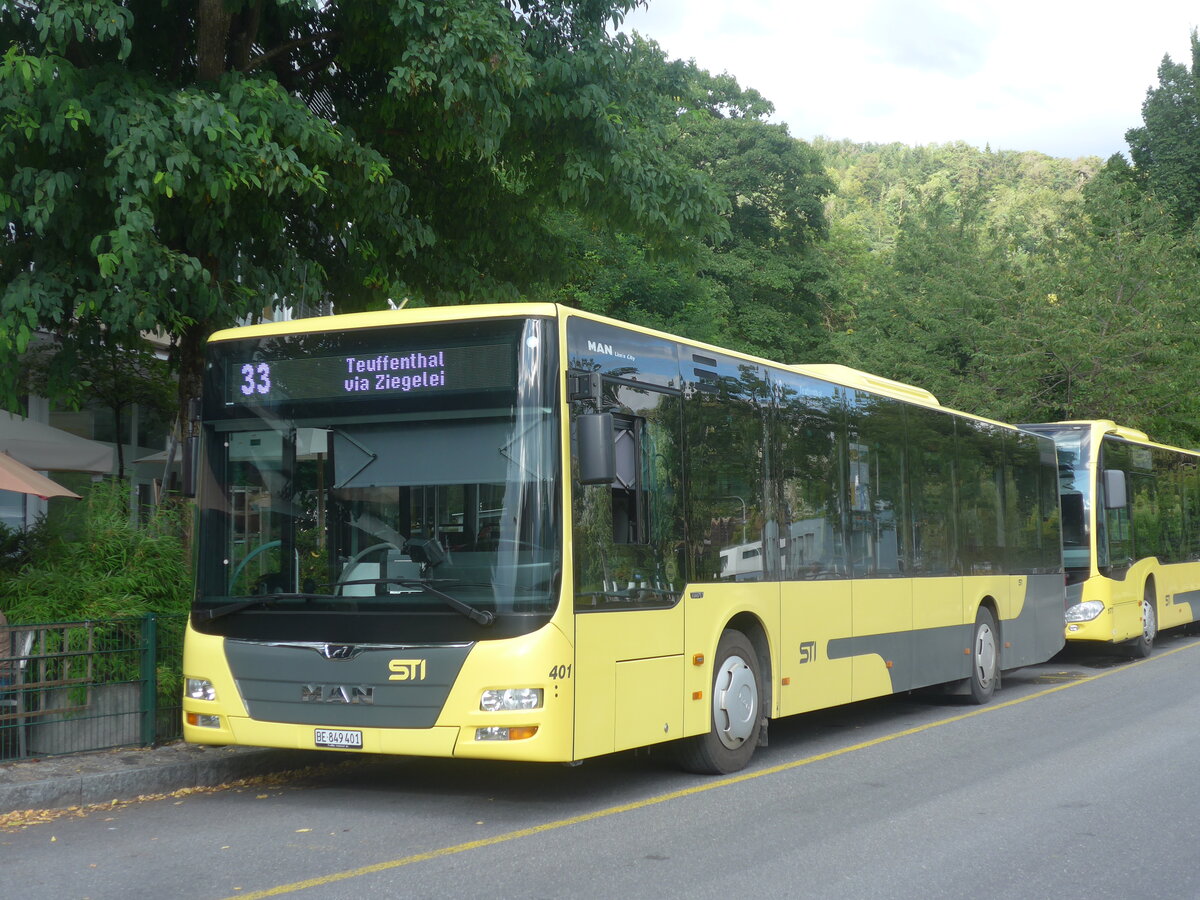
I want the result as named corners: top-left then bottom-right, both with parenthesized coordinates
top-left (541, 45), bottom-right (833, 363)
top-left (23, 330), bottom-right (174, 478)
top-left (1126, 29), bottom-right (1200, 230)
top-left (681, 104), bottom-right (833, 361)
top-left (1, 1), bottom-right (727, 418)
top-left (827, 146), bottom-right (1021, 411)
top-left (984, 158), bottom-right (1200, 443)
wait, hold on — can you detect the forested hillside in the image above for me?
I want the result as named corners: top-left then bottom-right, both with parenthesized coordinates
top-left (815, 139), bottom-right (1200, 446)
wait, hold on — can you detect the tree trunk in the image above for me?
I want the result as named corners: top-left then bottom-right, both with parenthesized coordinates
top-left (196, 0), bottom-right (232, 82)
top-left (176, 320), bottom-right (209, 437)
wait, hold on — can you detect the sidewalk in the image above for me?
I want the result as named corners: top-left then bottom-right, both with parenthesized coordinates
top-left (0, 742), bottom-right (328, 814)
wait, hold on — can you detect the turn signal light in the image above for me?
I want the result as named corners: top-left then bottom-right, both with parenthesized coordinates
top-left (475, 725), bottom-right (539, 742)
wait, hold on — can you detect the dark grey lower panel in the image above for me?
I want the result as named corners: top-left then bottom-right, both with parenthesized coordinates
top-left (826, 575), bottom-right (1065, 694)
top-left (1003, 573), bottom-right (1066, 667)
top-left (1173, 588), bottom-right (1200, 611)
top-left (827, 623), bottom-right (971, 694)
top-left (225, 640), bottom-right (473, 729)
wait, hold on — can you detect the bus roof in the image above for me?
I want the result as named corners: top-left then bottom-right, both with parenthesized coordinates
top-left (1034, 420), bottom-right (1200, 458)
top-left (207, 303), bottom-right (562, 343)
top-left (211, 304), bottom-right (1058, 430)
top-left (789, 364), bottom-right (941, 408)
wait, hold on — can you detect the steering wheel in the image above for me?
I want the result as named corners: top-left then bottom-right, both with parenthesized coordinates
top-left (229, 540), bottom-right (282, 593)
top-left (334, 542), bottom-right (403, 592)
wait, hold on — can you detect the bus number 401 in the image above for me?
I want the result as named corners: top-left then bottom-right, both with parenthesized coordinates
top-left (548, 665), bottom-right (572, 680)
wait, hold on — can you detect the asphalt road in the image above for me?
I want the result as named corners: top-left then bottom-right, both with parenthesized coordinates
top-left (4, 632), bottom-right (1200, 900)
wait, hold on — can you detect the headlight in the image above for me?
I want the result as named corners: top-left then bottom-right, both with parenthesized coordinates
top-left (1065, 600), bottom-right (1105, 623)
top-left (186, 677), bottom-right (217, 702)
top-left (475, 726), bottom-right (538, 741)
top-left (480, 688), bottom-right (543, 712)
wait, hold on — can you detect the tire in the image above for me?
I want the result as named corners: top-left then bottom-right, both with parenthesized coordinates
top-left (675, 629), bottom-right (762, 774)
top-left (967, 607), bottom-right (1000, 705)
top-left (1126, 584), bottom-right (1157, 659)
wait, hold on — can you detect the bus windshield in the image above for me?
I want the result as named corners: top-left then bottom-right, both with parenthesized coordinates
top-left (1025, 424), bottom-right (1092, 574)
top-left (192, 318), bottom-right (560, 642)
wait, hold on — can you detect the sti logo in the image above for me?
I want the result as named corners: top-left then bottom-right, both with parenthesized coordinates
top-left (388, 659), bottom-right (428, 681)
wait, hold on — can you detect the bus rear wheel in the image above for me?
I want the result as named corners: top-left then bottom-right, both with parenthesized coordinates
top-left (968, 607), bottom-right (999, 704)
top-left (675, 629), bottom-right (762, 775)
top-left (1126, 586), bottom-right (1157, 659)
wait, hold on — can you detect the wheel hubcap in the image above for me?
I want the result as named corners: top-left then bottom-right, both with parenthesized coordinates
top-left (974, 623), bottom-right (996, 689)
top-left (712, 654), bottom-right (757, 750)
top-left (1142, 599), bottom-right (1157, 643)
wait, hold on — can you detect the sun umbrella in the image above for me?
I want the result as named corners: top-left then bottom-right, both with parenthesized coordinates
top-left (0, 452), bottom-right (81, 499)
top-left (0, 411), bottom-right (113, 472)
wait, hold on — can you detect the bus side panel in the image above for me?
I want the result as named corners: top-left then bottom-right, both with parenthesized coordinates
top-left (680, 583), bottom-right (779, 739)
top-left (613, 655), bottom-right (684, 752)
top-left (573, 604), bottom-right (684, 760)
top-left (850, 578), bottom-right (913, 701)
top-left (778, 581), bottom-right (853, 716)
top-left (1159, 560), bottom-right (1200, 630)
top-left (909, 577), bottom-right (966, 687)
top-left (999, 574), bottom-right (1066, 667)
top-left (962, 576), bottom-right (1009, 631)
top-left (826, 578), bottom-right (1015, 693)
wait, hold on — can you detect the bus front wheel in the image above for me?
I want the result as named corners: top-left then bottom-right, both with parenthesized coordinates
top-left (968, 607), bottom-right (999, 704)
top-left (675, 629), bottom-right (762, 775)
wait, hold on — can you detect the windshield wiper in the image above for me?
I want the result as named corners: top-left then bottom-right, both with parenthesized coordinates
top-left (339, 578), bottom-right (495, 626)
top-left (196, 592), bottom-right (339, 623)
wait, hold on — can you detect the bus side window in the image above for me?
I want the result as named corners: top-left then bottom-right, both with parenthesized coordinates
top-left (1098, 443), bottom-right (1133, 573)
top-left (612, 415), bottom-right (645, 544)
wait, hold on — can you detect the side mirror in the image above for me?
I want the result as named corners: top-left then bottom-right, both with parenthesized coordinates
top-left (1103, 469), bottom-right (1127, 510)
top-left (577, 412), bottom-right (615, 485)
top-left (182, 398), bottom-right (202, 499)
top-left (181, 435), bottom-right (199, 498)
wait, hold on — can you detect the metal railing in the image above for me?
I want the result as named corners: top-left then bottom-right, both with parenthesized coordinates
top-left (0, 614), bottom-right (186, 761)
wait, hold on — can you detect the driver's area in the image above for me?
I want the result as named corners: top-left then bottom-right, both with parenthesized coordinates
top-left (216, 419), bottom-right (558, 620)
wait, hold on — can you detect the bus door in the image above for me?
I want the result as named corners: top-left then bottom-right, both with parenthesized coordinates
top-left (571, 385), bottom-right (687, 759)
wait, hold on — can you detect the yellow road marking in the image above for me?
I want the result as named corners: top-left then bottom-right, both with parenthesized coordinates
top-left (228, 640), bottom-right (1199, 899)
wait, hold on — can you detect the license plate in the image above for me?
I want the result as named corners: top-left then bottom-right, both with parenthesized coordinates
top-left (314, 728), bottom-right (363, 749)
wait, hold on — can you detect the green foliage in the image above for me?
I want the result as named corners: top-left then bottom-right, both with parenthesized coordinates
top-left (0, 0), bottom-right (728, 413)
top-left (0, 481), bottom-right (189, 704)
top-left (822, 141), bottom-right (1095, 410)
top-left (0, 480), bottom-right (189, 624)
top-left (984, 159), bottom-right (1200, 443)
top-left (1126, 29), bottom-right (1200, 230)
top-left (540, 44), bottom-right (833, 362)
top-left (819, 134), bottom-right (1200, 447)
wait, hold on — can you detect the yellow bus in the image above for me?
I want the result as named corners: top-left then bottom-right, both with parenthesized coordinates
top-left (183, 304), bottom-right (1064, 773)
top-left (1023, 420), bottom-right (1200, 657)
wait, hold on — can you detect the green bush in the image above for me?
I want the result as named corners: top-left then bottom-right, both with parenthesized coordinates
top-left (0, 482), bottom-right (191, 707)
top-left (0, 480), bottom-right (189, 623)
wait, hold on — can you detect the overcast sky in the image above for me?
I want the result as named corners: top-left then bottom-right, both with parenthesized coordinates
top-left (621, 0), bottom-right (1199, 160)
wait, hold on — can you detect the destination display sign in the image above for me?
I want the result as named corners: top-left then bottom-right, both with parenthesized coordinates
top-left (226, 343), bottom-right (515, 405)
